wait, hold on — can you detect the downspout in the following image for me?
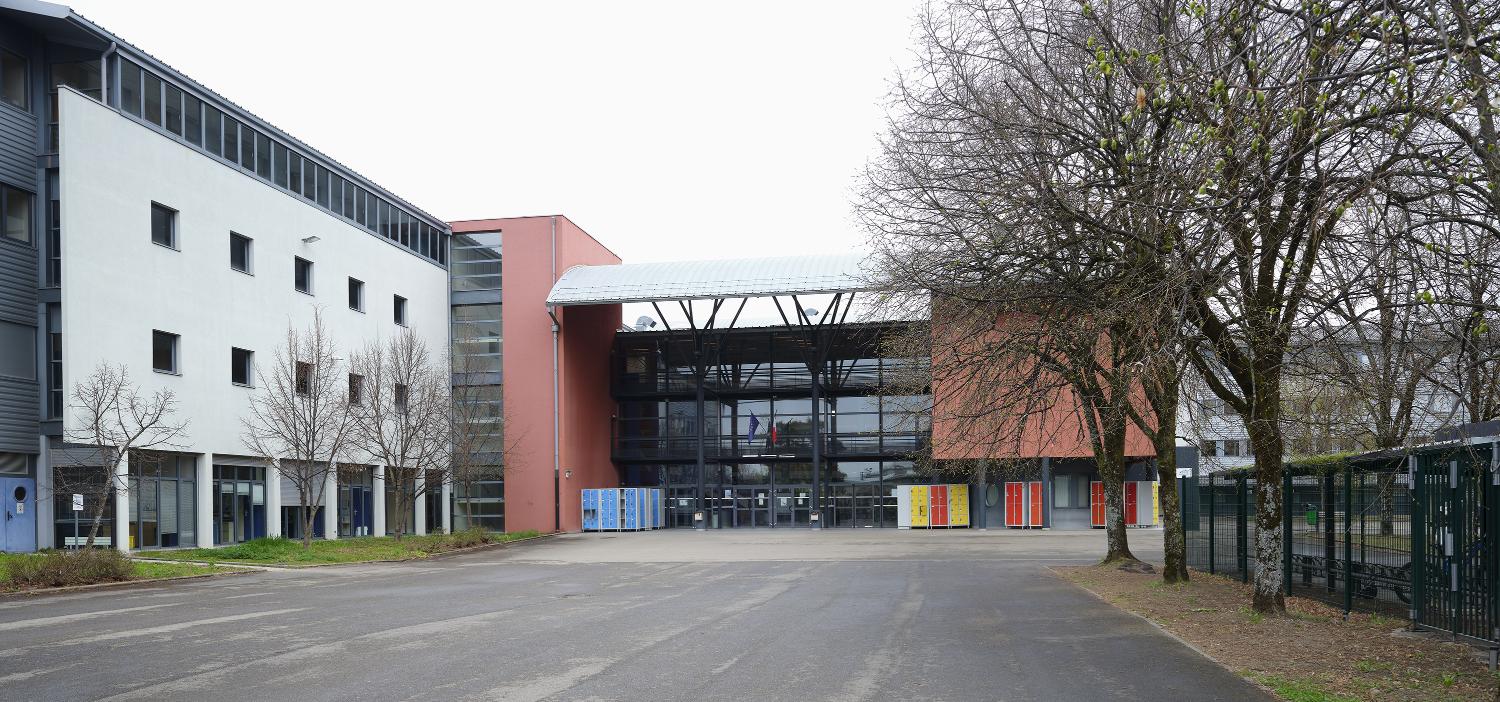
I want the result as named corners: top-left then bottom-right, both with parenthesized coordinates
top-left (550, 216), bottom-right (561, 533)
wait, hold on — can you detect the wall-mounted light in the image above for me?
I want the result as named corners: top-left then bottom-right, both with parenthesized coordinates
top-left (564, 469), bottom-right (573, 479)
top-left (302, 235), bottom-right (321, 244)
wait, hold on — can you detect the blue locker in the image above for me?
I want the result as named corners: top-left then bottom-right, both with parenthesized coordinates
top-left (623, 488), bottom-right (638, 530)
top-left (582, 489), bottom-right (600, 531)
top-left (600, 489), bottom-right (620, 530)
top-left (651, 489), bottom-right (662, 529)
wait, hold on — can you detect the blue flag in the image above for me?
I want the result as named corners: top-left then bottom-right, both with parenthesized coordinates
top-left (747, 412), bottom-right (760, 442)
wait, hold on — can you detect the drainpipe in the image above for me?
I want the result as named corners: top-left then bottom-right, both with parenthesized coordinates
top-left (550, 216), bottom-right (561, 533)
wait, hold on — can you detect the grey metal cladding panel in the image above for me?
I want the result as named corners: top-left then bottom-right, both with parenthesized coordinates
top-left (0, 244), bottom-right (36, 324)
top-left (0, 375), bottom-right (40, 454)
top-left (0, 107), bottom-right (37, 188)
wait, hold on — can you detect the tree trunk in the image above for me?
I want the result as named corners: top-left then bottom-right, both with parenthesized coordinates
top-left (1097, 412), bottom-right (1139, 564)
top-left (1154, 419), bottom-right (1189, 583)
top-left (1246, 369), bottom-right (1287, 614)
top-left (300, 486), bottom-right (314, 549)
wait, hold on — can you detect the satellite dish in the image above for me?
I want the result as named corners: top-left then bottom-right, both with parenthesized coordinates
top-left (634, 315), bottom-right (658, 330)
top-left (803, 307), bottom-right (820, 317)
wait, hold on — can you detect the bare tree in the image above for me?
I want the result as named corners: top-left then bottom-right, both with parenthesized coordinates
top-left (241, 310), bottom-right (356, 548)
top-left (350, 330), bottom-right (450, 540)
top-left (448, 354), bottom-right (519, 532)
top-left (54, 362), bottom-right (187, 549)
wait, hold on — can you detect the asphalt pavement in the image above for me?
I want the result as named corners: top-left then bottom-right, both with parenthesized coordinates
top-left (0, 528), bottom-right (1269, 701)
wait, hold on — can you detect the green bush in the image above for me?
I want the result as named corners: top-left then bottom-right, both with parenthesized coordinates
top-left (6, 549), bottom-right (134, 588)
top-left (446, 527), bottom-right (494, 550)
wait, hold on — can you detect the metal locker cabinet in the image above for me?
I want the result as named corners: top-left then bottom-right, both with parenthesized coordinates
top-left (910, 485), bottom-right (930, 527)
top-left (622, 488), bottom-right (637, 530)
top-left (1150, 482), bottom-right (1159, 526)
top-left (1027, 482), bottom-right (1044, 527)
top-left (582, 489), bottom-right (599, 531)
top-left (601, 489), bottom-right (620, 530)
top-left (1124, 482), bottom-right (1138, 526)
top-left (930, 485), bottom-right (949, 527)
top-left (1004, 483), bottom-right (1023, 527)
top-left (896, 486), bottom-right (913, 528)
top-left (654, 488), bottom-right (664, 529)
top-left (1090, 481), bottom-right (1106, 527)
top-left (948, 484), bottom-right (970, 527)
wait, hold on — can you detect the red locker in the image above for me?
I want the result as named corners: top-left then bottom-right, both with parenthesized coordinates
top-left (1027, 482), bottom-right (1044, 527)
top-left (930, 485), bottom-right (949, 527)
top-left (1124, 482), bottom-right (1138, 526)
top-left (1004, 482), bottom-right (1024, 527)
top-left (1090, 481), bottom-right (1106, 527)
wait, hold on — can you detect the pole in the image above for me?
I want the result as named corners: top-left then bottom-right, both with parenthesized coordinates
top-left (694, 335), bottom-right (707, 531)
top-left (1344, 463), bottom-right (1354, 617)
top-left (1208, 473), bottom-right (1216, 575)
top-left (1283, 470), bottom-right (1293, 597)
top-left (809, 362), bottom-right (822, 530)
top-left (1237, 474), bottom-right (1248, 583)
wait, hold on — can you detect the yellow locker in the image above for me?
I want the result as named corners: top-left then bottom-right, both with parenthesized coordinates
top-left (1151, 482), bottom-right (1160, 526)
top-left (910, 485), bottom-right (929, 527)
top-left (948, 484), bottom-right (970, 526)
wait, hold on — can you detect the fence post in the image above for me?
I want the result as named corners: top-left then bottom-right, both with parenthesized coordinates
top-left (1237, 474), bottom-right (1249, 583)
top-left (1344, 462), bottom-right (1354, 618)
top-left (1283, 469), bottom-right (1293, 597)
top-left (1324, 471), bottom-right (1336, 593)
top-left (1208, 473), bottom-right (1216, 575)
top-left (1411, 453), bottom-right (1423, 628)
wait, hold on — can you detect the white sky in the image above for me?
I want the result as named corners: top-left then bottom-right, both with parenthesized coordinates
top-left (72, 0), bottom-right (925, 265)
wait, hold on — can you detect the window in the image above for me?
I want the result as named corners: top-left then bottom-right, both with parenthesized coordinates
top-left (231, 347), bottom-right (253, 386)
top-left (229, 232), bottom-right (251, 273)
top-left (119, 59), bottom-right (142, 117)
top-left (163, 83), bottom-right (183, 135)
top-left (255, 132), bottom-right (271, 179)
top-left (152, 330), bottom-right (179, 374)
top-left (393, 295), bottom-right (407, 326)
top-left (203, 105), bottom-right (223, 157)
top-left (348, 277), bottom-right (364, 311)
top-left (223, 117), bottom-right (240, 165)
top-left (240, 125), bottom-right (255, 170)
top-left (288, 153), bottom-right (303, 196)
top-left (273, 142), bottom-right (288, 188)
top-left (0, 48), bottom-right (25, 109)
top-left (394, 383), bottom-right (408, 411)
top-left (142, 70), bottom-right (162, 126)
top-left (2, 184), bottom-right (32, 243)
top-left (183, 93), bottom-right (203, 146)
top-left (348, 373), bottom-right (363, 405)
top-left (150, 203), bottom-right (176, 249)
top-left (0, 320), bottom-right (35, 379)
top-left (294, 257), bottom-right (313, 294)
top-left (1223, 440), bottom-right (1242, 457)
top-left (295, 361), bottom-right (311, 395)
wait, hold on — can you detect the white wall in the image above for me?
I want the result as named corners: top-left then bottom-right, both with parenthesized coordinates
top-left (58, 90), bottom-right (449, 456)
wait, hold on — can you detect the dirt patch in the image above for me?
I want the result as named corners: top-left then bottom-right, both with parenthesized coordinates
top-left (1056, 565), bottom-right (1498, 702)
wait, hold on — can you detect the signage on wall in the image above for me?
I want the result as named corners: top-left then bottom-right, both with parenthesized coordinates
top-left (72, 494), bottom-right (84, 511)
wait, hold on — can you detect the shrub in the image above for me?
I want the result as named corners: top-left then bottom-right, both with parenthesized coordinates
top-left (7, 549), bottom-right (134, 588)
top-left (447, 527), bottom-right (493, 550)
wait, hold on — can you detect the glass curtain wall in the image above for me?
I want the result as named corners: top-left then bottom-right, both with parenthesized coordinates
top-left (52, 465), bottom-right (115, 548)
top-left (213, 465), bottom-right (265, 544)
top-left (451, 230), bottom-right (504, 531)
top-left (127, 454), bottom-right (195, 548)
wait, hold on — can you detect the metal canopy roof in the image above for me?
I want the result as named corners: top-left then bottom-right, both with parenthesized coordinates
top-left (546, 254), bottom-right (874, 306)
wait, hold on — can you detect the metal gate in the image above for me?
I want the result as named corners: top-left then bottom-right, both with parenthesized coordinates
top-left (1412, 444), bottom-right (1499, 644)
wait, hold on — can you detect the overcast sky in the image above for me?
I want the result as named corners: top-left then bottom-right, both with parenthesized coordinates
top-left (72, 1), bottom-right (925, 264)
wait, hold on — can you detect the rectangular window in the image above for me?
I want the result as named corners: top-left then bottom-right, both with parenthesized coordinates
top-left (355, 188), bottom-right (368, 227)
top-left (223, 117), bottom-right (240, 166)
top-left (295, 361), bottom-right (311, 395)
top-left (163, 83), bottom-right (183, 135)
top-left (241, 126), bottom-right (256, 170)
top-left (272, 142), bottom-right (289, 188)
top-left (255, 132), bottom-right (271, 179)
top-left (287, 152), bottom-right (302, 195)
top-left (328, 175), bottom-right (343, 216)
top-left (119, 59), bottom-right (142, 116)
top-left (150, 202), bottom-right (176, 249)
top-left (2, 184), bottom-right (32, 243)
top-left (203, 105), bottom-right (222, 156)
top-left (341, 178), bottom-right (354, 218)
top-left (152, 330), bottom-right (179, 374)
top-left (348, 277), bottom-right (364, 311)
top-left (183, 93), bottom-right (203, 146)
top-left (0, 48), bottom-right (25, 109)
top-left (317, 166), bottom-right (331, 209)
top-left (142, 71), bottom-right (162, 126)
top-left (302, 158), bottom-right (316, 201)
top-left (348, 373), bottom-right (363, 405)
top-left (0, 319), bottom-right (35, 379)
top-left (394, 383), bottom-right (408, 410)
top-left (229, 232), bottom-right (251, 273)
top-left (393, 295), bottom-right (407, 326)
top-left (231, 347), bottom-right (253, 386)
top-left (294, 257), bottom-right (313, 294)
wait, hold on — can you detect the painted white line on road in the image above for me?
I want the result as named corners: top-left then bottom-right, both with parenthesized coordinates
top-left (0, 662), bottom-right (80, 683)
top-left (0, 588), bottom-right (165, 610)
top-left (0, 603), bottom-right (176, 632)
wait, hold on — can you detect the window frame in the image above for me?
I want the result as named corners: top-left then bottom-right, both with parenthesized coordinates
top-left (231, 347), bottom-right (253, 387)
top-left (348, 277), bottom-right (365, 312)
top-left (0, 183), bottom-right (33, 245)
top-left (294, 256), bottom-right (314, 295)
top-left (150, 202), bottom-right (178, 250)
top-left (229, 232), bottom-right (252, 274)
top-left (152, 329), bottom-right (180, 375)
top-left (393, 295), bottom-right (408, 326)
top-left (0, 47), bottom-right (28, 110)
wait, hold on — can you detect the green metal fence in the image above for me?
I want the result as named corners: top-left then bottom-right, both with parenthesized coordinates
top-left (1181, 438), bottom-right (1499, 646)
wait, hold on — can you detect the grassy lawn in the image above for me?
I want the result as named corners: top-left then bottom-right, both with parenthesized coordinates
top-left (143, 529), bottom-right (542, 566)
top-left (1057, 565), bottom-right (1497, 701)
top-left (1, 551), bottom-right (236, 592)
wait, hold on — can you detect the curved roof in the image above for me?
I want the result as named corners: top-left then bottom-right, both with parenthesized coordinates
top-left (546, 254), bottom-right (873, 306)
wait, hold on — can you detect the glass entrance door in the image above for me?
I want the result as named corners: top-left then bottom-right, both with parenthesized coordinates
top-left (772, 486), bottom-right (812, 526)
top-left (213, 465), bottom-right (265, 545)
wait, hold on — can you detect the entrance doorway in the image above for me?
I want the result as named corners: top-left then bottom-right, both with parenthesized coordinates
top-left (1, 477), bottom-right (36, 552)
top-left (213, 465), bottom-right (265, 545)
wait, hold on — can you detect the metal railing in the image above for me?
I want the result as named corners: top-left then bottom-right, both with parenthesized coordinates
top-left (1181, 438), bottom-right (1498, 647)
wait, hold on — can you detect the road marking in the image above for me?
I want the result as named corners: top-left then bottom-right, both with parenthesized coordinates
top-left (0, 608), bottom-right (305, 655)
top-left (0, 603), bottom-right (176, 632)
top-left (0, 662), bottom-right (80, 683)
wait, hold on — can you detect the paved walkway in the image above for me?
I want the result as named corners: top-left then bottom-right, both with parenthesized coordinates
top-left (0, 529), bottom-right (1266, 701)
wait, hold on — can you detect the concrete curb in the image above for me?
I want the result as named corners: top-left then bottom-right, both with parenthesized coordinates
top-left (0, 567), bottom-right (252, 600)
top-left (1046, 565), bottom-right (1281, 700)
